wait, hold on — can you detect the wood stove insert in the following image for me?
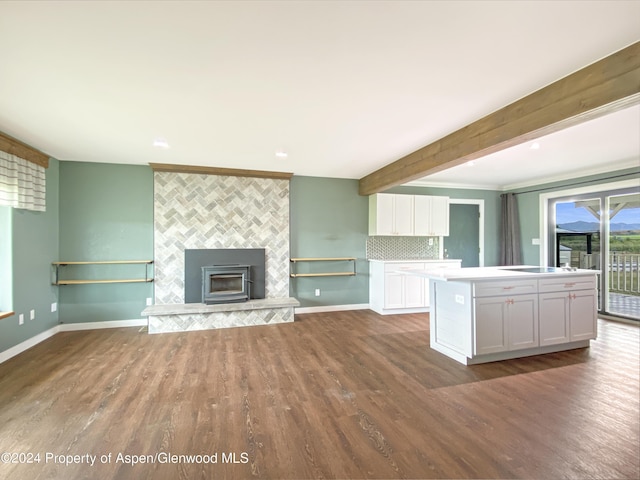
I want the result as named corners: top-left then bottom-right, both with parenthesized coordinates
top-left (202, 265), bottom-right (251, 304)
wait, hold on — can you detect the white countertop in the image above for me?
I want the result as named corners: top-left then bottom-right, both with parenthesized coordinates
top-left (368, 258), bottom-right (461, 263)
top-left (405, 265), bottom-right (600, 281)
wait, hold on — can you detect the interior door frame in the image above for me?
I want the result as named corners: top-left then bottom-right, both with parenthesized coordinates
top-left (447, 198), bottom-right (485, 267)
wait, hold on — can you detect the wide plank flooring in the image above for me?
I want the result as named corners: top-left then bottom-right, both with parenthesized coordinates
top-left (0, 310), bottom-right (638, 479)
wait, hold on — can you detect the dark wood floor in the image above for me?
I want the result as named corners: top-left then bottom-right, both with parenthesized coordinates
top-left (0, 310), bottom-right (638, 480)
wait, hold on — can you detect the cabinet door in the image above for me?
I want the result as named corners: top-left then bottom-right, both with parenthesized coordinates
top-left (374, 194), bottom-right (395, 235)
top-left (429, 196), bottom-right (450, 236)
top-left (508, 294), bottom-right (539, 350)
top-left (539, 292), bottom-right (570, 346)
top-left (570, 290), bottom-right (597, 341)
top-left (413, 195), bottom-right (431, 236)
top-left (394, 194), bottom-right (414, 235)
top-left (474, 297), bottom-right (508, 355)
top-left (404, 274), bottom-right (425, 308)
top-left (384, 273), bottom-right (405, 309)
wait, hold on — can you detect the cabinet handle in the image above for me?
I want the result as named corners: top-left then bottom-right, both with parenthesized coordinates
top-left (503, 286), bottom-right (515, 290)
top-left (564, 282), bottom-right (576, 288)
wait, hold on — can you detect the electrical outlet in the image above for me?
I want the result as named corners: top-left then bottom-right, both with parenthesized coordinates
top-left (30, 309), bottom-right (35, 320)
top-left (51, 302), bottom-right (57, 312)
top-left (19, 314), bottom-right (24, 325)
top-left (315, 288), bottom-right (320, 297)
top-left (146, 297), bottom-right (153, 306)
top-left (428, 238), bottom-right (434, 246)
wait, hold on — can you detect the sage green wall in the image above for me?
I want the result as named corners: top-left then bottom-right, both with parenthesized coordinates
top-left (58, 161), bottom-right (153, 323)
top-left (389, 185), bottom-right (502, 266)
top-left (290, 176), bottom-right (369, 307)
top-left (0, 206), bottom-right (11, 313)
top-left (511, 167), bottom-right (640, 265)
top-left (0, 159), bottom-right (60, 354)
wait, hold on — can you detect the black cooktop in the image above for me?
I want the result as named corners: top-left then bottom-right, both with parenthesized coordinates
top-left (504, 267), bottom-right (565, 273)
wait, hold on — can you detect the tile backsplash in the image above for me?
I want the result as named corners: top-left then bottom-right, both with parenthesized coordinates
top-left (366, 236), bottom-right (440, 260)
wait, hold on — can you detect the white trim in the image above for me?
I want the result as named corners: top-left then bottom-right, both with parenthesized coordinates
top-left (0, 325), bottom-right (60, 364)
top-left (449, 198), bottom-right (485, 267)
top-left (295, 303), bottom-right (369, 314)
top-left (58, 319), bottom-right (148, 331)
top-left (0, 319), bottom-right (148, 364)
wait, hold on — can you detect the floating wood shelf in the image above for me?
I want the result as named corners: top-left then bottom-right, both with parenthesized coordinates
top-left (53, 260), bottom-right (153, 265)
top-left (290, 272), bottom-right (355, 278)
top-left (290, 258), bottom-right (356, 278)
top-left (52, 261), bottom-right (154, 285)
top-left (55, 279), bottom-right (154, 285)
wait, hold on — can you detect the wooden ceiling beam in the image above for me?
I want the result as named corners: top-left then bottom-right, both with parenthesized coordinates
top-left (149, 163), bottom-right (293, 180)
top-left (359, 42), bottom-right (640, 196)
top-left (0, 131), bottom-right (49, 168)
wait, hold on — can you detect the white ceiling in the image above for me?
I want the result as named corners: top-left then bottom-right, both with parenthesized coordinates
top-left (0, 1), bottom-right (639, 189)
top-left (411, 104), bottom-right (640, 190)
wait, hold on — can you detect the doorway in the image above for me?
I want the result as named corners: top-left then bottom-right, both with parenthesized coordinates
top-left (444, 200), bottom-right (483, 267)
top-left (548, 187), bottom-right (639, 321)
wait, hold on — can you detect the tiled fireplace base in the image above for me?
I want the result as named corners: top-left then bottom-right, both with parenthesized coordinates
top-left (142, 298), bottom-right (300, 334)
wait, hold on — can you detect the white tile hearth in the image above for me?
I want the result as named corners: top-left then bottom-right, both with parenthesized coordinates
top-left (143, 298), bottom-right (299, 334)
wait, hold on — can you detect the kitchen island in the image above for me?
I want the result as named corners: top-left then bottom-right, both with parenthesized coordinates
top-left (410, 266), bottom-right (599, 365)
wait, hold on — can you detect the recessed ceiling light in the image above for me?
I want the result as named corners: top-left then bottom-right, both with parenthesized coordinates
top-left (153, 137), bottom-right (170, 149)
top-left (530, 142), bottom-right (540, 150)
top-left (275, 149), bottom-right (288, 158)
top-left (466, 160), bottom-right (475, 167)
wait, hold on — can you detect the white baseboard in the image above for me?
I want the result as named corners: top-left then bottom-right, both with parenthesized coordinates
top-left (0, 319), bottom-right (149, 364)
top-left (0, 325), bottom-right (61, 364)
top-left (295, 303), bottom-right (370, 314)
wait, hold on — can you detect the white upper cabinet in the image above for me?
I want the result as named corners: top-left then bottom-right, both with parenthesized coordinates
top-left (369, 193), bottom-right (414, 235)
top-left (369, 193), bottom-right (449, 236)
top-left (414, 195), bottom-right (449, 236)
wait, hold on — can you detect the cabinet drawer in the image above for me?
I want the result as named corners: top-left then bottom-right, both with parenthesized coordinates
top-left (384, 262), bottom-right (425, 273)
top-left (425, 261), bottom-right (461, 270)
top-left (474, 279), bottom-right (538, 298)
top-left (538, 275), bottom-right (597, 293)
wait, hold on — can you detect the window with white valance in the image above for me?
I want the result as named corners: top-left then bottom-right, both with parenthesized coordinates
top-left (0, 150), bottom-right (46, 212)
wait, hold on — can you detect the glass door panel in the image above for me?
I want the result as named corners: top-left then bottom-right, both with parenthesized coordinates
top-left (552, 197), bottom-right (602, 310)
top-left (554, 198), bottom-right (602, 269)
top-left (607, 192), bottom-right (640, 320)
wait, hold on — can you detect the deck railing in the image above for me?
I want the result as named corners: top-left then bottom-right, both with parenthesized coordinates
top-left (567, 252), bottom-right (639, 296)
top-left (609, 253), bottom-right (640, 295)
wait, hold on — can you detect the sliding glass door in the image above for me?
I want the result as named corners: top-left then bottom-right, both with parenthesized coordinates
top-left (549, 187), bottom-right (639, 321)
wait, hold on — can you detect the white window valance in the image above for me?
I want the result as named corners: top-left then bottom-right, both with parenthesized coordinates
top-left (0, 150), bottom-right (46, 212)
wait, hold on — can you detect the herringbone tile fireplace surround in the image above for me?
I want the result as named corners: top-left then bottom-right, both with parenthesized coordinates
top-left (147, 171), bottom-right (294, 333)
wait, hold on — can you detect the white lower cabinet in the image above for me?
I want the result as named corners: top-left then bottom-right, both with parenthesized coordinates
top-left (473, 277), bottom-right (597, 355)
top-left (539, 289), bottom-right (597, 345)
top-left (381, 262), bottom-right (425, 310)
top-left (474, 293), bottom-right (538, 355)
top-left (370, 260), bottom-right (461, 315)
